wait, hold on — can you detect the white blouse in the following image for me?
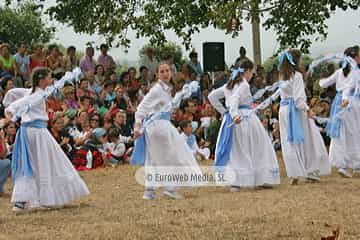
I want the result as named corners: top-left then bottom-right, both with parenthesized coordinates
top-left (229, 80), bottom-right (253, 118)
top-left (5, 87), bottom-right (48, 123)
top-left (319, 69), bottom-right (348, 92)
top-left (135, 81), bottom-right (172, 124)
top-left (279, 71), bottom-right (309, 111)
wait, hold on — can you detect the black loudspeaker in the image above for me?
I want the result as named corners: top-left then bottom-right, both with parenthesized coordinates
top-left (203, 42), bottom-right (225, 72)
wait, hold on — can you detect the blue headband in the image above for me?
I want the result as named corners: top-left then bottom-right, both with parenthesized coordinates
top-left (92, 128), bottom-right (106, 138)
top-left (278, 51), bottom-right (296, 70)
top-left (230, 67), bottom-right (245, 81)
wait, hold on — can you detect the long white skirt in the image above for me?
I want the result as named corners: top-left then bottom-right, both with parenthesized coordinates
top-left (144, 119), bottom-right (202, 187)
top-left (11, 127), bottom-right (89, 206)
top-left (218, 110), bottom-right (280, 187)
top-left (279, 106), bottom-right (330, 178)
top-left (329, 101), bottom-right (360, 170)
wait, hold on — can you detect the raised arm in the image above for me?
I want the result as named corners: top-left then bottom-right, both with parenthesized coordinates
top-left (319, 69), bottom-right (339, 89)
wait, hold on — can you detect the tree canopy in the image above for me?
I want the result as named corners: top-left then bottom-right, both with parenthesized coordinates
top-left (44, 0), bottom-right (359, 53)
top-left (0, 1), bottom-right (54, 49)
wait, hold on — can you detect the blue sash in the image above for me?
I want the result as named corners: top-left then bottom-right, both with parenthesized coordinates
top-left (325, 91), bottom-right (342, 138)
top-left (214, 105), bottom-right (251, 168)
top-left (186, 134), bottom-right (196, 149)
top-left (12, 120), bottom-right (47, 181)
top-left (131, 112), bottom-right (171, 165)
top-left (280, 98), bottom-right (304, 144)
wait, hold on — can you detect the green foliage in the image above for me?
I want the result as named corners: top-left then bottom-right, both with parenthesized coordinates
top-left (0, 1), bottom-right (54, 50)
top-left (5, 0), bottom-right (360, 54)
top-left (139, 42), bottom-right (184, 69)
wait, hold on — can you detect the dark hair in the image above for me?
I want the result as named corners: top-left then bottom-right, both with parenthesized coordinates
top-left (180, 99), bottom-right (194, 111)
top-left (119, 71), bottom-right (130, 84)
top-left (278, 49), bottom-right (303, 81)
top-left (31, 67), bottom-right (50, 93)
top-left (100, 44), bottom-right (108, 50)
top-left (240, 46), bottom-right (246, 55)
top-left (179, 120), bottom-right (191, 130)
top-left (343, 45), bottom-right (360, 77)
top-left (226, 59), bottom-right (254, 90)
top-left (108, 128), bottom-right (120, 139)
top-left (80, 95), bottom-right (91, 102)
top-left (48, 44), bottom-right (58, 52)
top-left (189, 51), bottom-right (198, 59)
top-left (104, 81), bottom-right (116, 88)
top-left (0, 76), bottom-right (13, 90)
top-left (79, 78), bottom-right (88, 84)
top-left (139, 65), bottom-right (148, 72)
top-left (67, 46), bottom-right (76, 54)
top-left (95, 64), bottom-right (104, 75)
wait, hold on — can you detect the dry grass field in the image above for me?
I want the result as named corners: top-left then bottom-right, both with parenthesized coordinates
top-left (1, 157), bottom-right (360, 240)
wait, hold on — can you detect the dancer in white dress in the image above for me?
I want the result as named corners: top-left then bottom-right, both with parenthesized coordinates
top-left (318, 46), bottom-right (360, 177)
top-left (208, 60), bottom-right (280, 191)
top-left (131, 62), bottom-right (202, 200)
top-left (5, 67), bottom-right (89, 211)
top-left (277, 50), bottom-right (330, 185)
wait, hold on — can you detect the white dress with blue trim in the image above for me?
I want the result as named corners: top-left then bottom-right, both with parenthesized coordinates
top-left (319, 69), bottom-right (360, 170)
top-left (209, 81), bottom-right (280, 187)
top-left (131, 81), bottom-right (202, 187)
top-left (6, 87), bottom-right (89, 207)
top-left (279, 72), bottom-right (330, 178)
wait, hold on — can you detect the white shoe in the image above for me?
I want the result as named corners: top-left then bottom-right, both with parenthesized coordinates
top-left (143, 190), bottom-right (155, 200)
top-left (261, 183), bottom-right (274, 189)
top-left (163, 190), bottom-right (184, 200)
top-left (338, 168), bottom-right (352, 178)
top-left (306, 173), bottom-right (320, 182)
top-left (230, 186), bottom-right (241, 192)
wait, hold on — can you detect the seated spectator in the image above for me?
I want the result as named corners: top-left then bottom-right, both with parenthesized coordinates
top-left (179, 99), bottom-right (196, 121)
top-left (14, 43), bottom-right (30, 87)
top-left (94, 64), bottom-right (105, 85)
top-left (86, 70), bottom-right (102, 95)
top-left (73, 128), bottom-right (107, 170)
top-left (104, 128), bottom-right (132, 165)
top-left (111, 109), bottom-right (132, 138)
top-left (119, 71), bottom-right (130, 86)
top-left (79, 46), bottom-right (95, 73)
top-left (29, 44), bottom-right (46, 72)
top-left (89, 113), bottom-right (101, 129)
top-left (97, 44), bottom-right (117, 73)
top-left (4, 121), bottom-right (16, 159)
top-left (99, 81), bottom-right (116, 108)
top-left (49, 113), bottom-right (73, 159)
top-left (179, 120), bottom-right (210, 161)
top-left (46, 44), bottom-right (65, 79)
top-left (62, 85), bottom-right (79, 110)
top-left (137, 81), bottom-right (148, 103)
top-left (137, 66), bottom-right (151, 89)
top-left (128, 67), bottom-right (139, 92)
top-left (79, 96), bottom-right (94, 113)
top-left (77, 78), bottom-right (95, 98)
top-left (0, 43), bottom-right (17, 78)
top-left (114, 85), bottom-right (129, 110)
top-left (63, 46), bottom-right (78, 72)
top-left (0, 77), bottom-right (14, 96)
top-left (0, 128), bottom-right (10, 197)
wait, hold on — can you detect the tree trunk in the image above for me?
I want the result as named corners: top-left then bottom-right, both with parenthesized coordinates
top-left (251, 0), bottom-right (262, 65)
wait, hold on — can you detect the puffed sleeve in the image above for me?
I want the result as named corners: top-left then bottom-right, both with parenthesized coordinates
top-left (134, 85), bottom-right (160, 124)
top-left (208, 86), bottom-right (227, 115)
top-left (292, 72), bottom-right (309, 111)
top-left (3, 88), bottom-right (31, 107)
top-left (319, 69), bottom-right (339, 89)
